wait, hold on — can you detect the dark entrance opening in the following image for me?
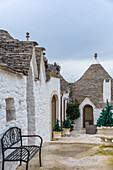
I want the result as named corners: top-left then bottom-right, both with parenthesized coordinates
top-left (52, 95), bottom-right (58, 138)
top-left (83, 105), bottom-right (93, 128)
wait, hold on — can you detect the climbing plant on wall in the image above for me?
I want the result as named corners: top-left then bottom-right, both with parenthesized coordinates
top-left (97, 100), bottom-right (113, 127)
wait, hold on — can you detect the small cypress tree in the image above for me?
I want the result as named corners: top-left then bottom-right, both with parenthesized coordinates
top-left (53, 119), bottom-right (62, 132)
top-left (97, 100), bottom-right (113, 127)
top-left (63, 117), bottom-right (71, 128)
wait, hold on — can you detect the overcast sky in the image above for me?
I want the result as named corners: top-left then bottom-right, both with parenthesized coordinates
top-left (0, 0), bottom-right (113, 82)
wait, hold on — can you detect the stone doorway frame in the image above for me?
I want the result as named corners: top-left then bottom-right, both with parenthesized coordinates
top-left (51, 93), bottom-right (59, 139)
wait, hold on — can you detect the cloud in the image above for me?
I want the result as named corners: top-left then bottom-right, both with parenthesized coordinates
top-left (0, 0), bottom-right (113, 81)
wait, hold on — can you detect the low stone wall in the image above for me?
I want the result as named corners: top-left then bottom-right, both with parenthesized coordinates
top-left (97, 127), bottom-right (113, 135)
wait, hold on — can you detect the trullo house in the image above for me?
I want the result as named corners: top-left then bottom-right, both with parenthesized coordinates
top-left (0, 29), bottom-right (61, 170)
top-left (69, 54), bottom-right (113, 129)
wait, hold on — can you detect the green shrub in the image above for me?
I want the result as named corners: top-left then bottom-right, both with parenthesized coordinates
top-left (53, 119), bottom-right (62, 132)
top-left (66, 99), bottom-right (80, 123)
top-left (63, 117), bottom-right (71, 128)
top-left (97, 100), bottom-right (113, 127)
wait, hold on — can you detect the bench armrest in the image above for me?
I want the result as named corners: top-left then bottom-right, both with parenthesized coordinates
top-left (21, 135), bottom-right (43, 148)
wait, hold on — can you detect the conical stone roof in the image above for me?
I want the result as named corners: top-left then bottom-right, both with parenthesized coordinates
top-left (0, 29), bottom-right (42, 76)
top-left (0, 29), bottom-right (14, 41)
top-left (0, 29), bottom-right (60, 81)
top-left (70, 63), bottom-right (113, 108)
top-left (60, 75), bottom-right (69, 94)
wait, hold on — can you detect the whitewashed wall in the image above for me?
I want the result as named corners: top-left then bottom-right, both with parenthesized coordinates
top-left (26, 47), bottom-right (37, 145)
top-left (0, 69), bottom-right (27, 170)
top-left (93, 108), bottom-right (102, 125)
top-left (61, 93), bottom-right (69, 123)
top-left (103, 79), bottom-right (111, 102)
top-left (33, 51), bottom-right (60, 142)
top-left (0, 48), bottom-right (61, 169)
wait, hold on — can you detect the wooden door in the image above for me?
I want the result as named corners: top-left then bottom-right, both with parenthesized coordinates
top-left (83, 105), bottom-right (93, 128)
top-left (52, 95), bottom-right (57, 138)
top-left (63, 100), bottom-right (66, 122)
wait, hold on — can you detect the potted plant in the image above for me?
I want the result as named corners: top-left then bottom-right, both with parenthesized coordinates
top-left (63, 117), bottom-right (71, 136)
top-left (53, 119), bottom-right (63, 138)
top-left (97, 100), bottom-right (113, 135)
top-left (66, 99), bottom-right (80, 130)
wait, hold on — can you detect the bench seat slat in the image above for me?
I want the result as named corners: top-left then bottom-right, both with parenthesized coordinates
top-left (5, 149), bottom-right (28, 162)
top-left (5, 146), bottom-right (40, 162)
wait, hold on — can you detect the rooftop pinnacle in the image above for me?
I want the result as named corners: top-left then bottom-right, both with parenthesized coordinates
top-left (93, 53), bottom-right (99, 64)
top-left (94, 53), bottom-right (97, 60)
top-left (26, 32), bottom-right (30, 41)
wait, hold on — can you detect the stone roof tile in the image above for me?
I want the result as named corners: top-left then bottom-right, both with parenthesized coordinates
top-left (0, 29), bottom-right (40, 76)
top-left (60, 75), bottom-right (69, 94)
top-left (0, 29), bottom-right (14, 41)
top-left (0, 40), bottom-right (33, 75)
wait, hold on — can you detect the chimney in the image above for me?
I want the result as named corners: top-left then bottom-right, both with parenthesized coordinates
top-left (103, 79), bottom-right (111, 103)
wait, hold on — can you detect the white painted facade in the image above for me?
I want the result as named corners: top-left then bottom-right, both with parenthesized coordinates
top-left (0, 48), bottom-right (60, 169)
top-left (60, 93), bottom-right (69, 124)
top-left (34, 51), bottom-right (60, 141)
top-left (0, 69), bottom-right (28, 170)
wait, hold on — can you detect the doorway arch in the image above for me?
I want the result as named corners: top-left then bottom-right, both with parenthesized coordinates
top-left (83, 105), bottom-right (93, 128)
top-left (51, 94), bottom-right (58, 138)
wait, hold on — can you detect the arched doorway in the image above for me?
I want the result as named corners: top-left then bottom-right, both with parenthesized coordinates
top-left (83, 105), bottom-right (93, 128)
top-left (51, 95), bottom-right (58, 138)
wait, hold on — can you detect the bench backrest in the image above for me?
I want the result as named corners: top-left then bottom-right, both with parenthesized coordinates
top-left (1, 127), bottom-right (21, 151)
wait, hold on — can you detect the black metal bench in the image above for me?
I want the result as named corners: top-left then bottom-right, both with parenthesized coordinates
top-left (1, 127), bottom-right (43, 170)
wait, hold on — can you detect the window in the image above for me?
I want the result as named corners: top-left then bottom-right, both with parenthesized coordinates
top-left (5, 98), bottom-right (16, 122)
top-left (105, 79), bottom-right (109, 83)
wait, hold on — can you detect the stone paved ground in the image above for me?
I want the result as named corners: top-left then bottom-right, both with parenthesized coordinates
top-left (17, 131), bottom-right (113, 170)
